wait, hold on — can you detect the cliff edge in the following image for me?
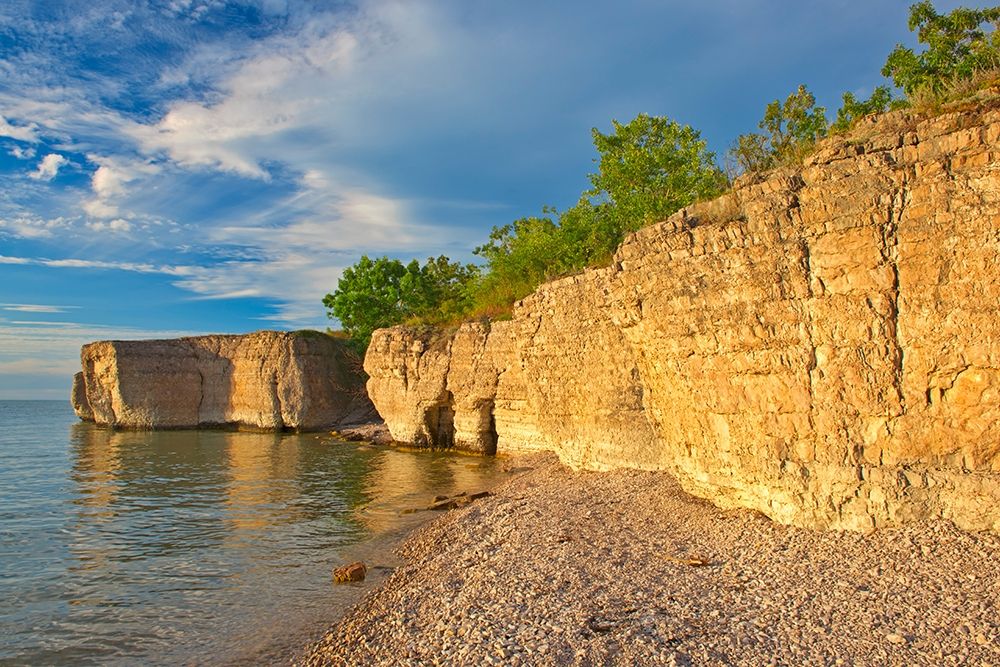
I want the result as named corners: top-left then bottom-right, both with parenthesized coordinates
top-left (365, 104), bottom-right (1000, 532)
top-left (73, 331), bottom-right (375, 431)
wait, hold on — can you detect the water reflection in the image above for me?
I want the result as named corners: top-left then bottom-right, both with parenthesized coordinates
top-left (2, 409), bottom-right (507, 666)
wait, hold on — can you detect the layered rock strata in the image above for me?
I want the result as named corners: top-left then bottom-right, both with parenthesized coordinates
top-left (73, 331), bottom-right (374, 431)
top-left (365, 104), bottom-right (1000, 531)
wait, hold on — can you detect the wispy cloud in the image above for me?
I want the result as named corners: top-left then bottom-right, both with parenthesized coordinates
top-left (0, 114), bottom-right (39, 142)
top-left (1, 303), bottom-right (78, 314)
top-left (0, 253), bottom-right (195, 275)
top-left (0, 216), bottom-right (72, 239)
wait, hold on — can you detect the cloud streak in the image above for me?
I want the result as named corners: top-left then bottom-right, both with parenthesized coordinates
top-left (1, 303), bottom-right (79, 313)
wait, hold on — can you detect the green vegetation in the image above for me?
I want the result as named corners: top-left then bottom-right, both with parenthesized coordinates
top-left (883, 1), bottom-right (1000, 98)
top-left (730, 85), bottom-right (828, 173)
top-left (731, 3), bottom-right (1000, 171)
top-left (325, 113), bottom-right (726, 346)
top-left (324, 2), bottom-right (1000, 351)
top-left (830, 86), bottom-right (902, 133)
top-left (322, 255), bottom-right (477, 349)
top-left (586, 114), bottom-right (729, 240)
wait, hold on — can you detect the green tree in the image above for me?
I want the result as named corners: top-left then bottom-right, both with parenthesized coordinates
top-left (730, 85), bottom-right (828, 174)
top-left (586, 113), bottom-right (728, 241)
top-left (323, 255), bottom-right (477, 349)
top-left (408, 255), bottom-right (480, 323)
top-left (469, 114), bottom-right (726, 316)
top-left (323, 256), bottom-right (414, 349)
top-left (831, 86), bottom-right (900, 133)
top-left (883, 1), bottom-right (1000, 98)
top-left (471, 214), bottom-right (565, 311)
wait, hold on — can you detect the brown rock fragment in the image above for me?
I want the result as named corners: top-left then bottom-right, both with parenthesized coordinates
top-left (333, 562), bottom-right (367, 583)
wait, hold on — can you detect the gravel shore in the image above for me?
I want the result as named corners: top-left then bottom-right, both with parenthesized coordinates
top-left (297, 454), bottom-right (1000, 666)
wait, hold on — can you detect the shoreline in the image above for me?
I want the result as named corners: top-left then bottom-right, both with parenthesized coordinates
top-left (297, 453), bottom-right (1000, 666)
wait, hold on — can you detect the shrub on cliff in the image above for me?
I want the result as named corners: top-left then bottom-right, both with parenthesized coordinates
top-left (323, 255), bottom-right (478, 349)
top-left (468, 114), bottom-right (727, 314)
top-left (883, 1), bottom-right (1000, 100)
top-left (830, 86), bottom-right (904, 133)
top-left (586, 114), bottom-right (728, 239)
top-left (729, 85), bottom-right (828, 174)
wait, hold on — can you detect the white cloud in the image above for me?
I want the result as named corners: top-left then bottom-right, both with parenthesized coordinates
top-left (0, 252), bottom-right (196, 276)
top-left (0, 303), bottom-right (78, 313)
top-left (0, 216), bottom-right (70, 239)
top-left (0, 114), bottom-right (39, 142)
top-left (29, 153), bottom-right (68, 181)
top-left (8, 145), bottom-right (35, 159)
top-left (86, 218), bottom-right (132, 233)
top-left (82, 156), bottom-right (160, 219)
top-left (82, 198), bottom-right (120, 218)
top-left (126, 2), bottom-right (463, 179)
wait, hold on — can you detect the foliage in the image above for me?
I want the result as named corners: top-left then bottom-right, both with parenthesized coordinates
top-left (586, 114), bottom-right (728, 239)
top-left (467, 114), bottom-right (727, 316)
top-left (330, 0), bottom-right (1000, 346)
top-left (730, 85), bottom-right (828, 174)
top-left (831, 86), bottom-right (903, 133)
top-left (470, 213), bottom-right (564, 310)
top-left (323, 255), bottom-right (477, 349)
top-left (883, 2), bottom-right (1000, 98)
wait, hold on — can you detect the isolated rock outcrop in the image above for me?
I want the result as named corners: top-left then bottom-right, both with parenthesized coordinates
top-left (73, 331), bottom-right (374, 431)
top-left (365, 104), bottom-right (1000, 532)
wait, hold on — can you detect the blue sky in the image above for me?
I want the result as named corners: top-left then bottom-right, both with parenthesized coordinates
top-left (0, 0), bottom-right (976, 399)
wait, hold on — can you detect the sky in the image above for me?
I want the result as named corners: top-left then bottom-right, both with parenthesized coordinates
top-left (0, 0), bottom-right (979, 399)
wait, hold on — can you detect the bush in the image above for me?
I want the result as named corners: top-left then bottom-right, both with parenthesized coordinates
top-left (323, 255), bottom-right (477, 349)
top-left (730, 85), bottom-right (828, 174)
top-left (831, 86), bottom-right (903, 133)
top-left (883, 2), bottom-right (1000, 99)
top-left (587, 114), bottom-right (728, 239)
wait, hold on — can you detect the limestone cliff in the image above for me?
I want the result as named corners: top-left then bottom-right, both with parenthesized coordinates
top-left (365, 104), bottom-right (1000, 532)
top-left (73, 331), bottom-right (374, 431)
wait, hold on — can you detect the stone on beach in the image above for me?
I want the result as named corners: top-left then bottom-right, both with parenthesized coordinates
top-left (332, 562), bottom-right (367, 583)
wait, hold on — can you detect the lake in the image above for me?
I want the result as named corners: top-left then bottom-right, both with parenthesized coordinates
top-left (0, 400), bottom-right (506, 665)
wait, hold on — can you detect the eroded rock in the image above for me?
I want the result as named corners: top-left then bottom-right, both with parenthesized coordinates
top-left (333, 562), bottom-right (367, 583)
top-left (364, 105), bottom-right (1000, 532)
top-left (73, 331), bottom-right (374, 431)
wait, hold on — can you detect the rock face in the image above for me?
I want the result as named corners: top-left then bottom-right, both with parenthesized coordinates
top-left (73, 331), bottom-right (375, 431)
top-left (365, 105), bottom-right (1000, 532)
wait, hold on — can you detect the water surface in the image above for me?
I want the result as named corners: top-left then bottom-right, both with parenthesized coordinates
top-left (0, 400), bottom-right (506, 665)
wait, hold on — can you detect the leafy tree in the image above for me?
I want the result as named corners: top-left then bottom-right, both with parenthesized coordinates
top-left (408, 255), bottom-right (480, 323)
top-left (323, 256), bottom-right (414, 349)
top-left (831, 86), bottom-right (900, 132)
top-left (730, 85), bottom-right (828, 174)
top-left (471, 214), bottom-right (565, 310)
top-left (883, 1), bottom-right (1000, 98)
top-left (586, 113), bottom-right (728, 240)
top-left (323, 255), bottom-right (477, 348)
top-left (468, 114), bottom-right (726, 316)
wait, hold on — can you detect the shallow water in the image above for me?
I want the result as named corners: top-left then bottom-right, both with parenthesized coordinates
top-left (0, 400), bottom-right (507, 666)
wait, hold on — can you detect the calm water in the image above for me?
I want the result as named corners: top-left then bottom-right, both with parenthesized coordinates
top-left (0, 401), bottom-right (506, 666)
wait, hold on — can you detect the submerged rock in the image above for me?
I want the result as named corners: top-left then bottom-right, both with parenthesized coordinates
top-left (427, 491), bottom-right (492, 511)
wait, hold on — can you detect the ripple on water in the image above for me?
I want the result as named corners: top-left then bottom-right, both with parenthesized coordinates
top-left (0, 400), bottom-right (508, 665)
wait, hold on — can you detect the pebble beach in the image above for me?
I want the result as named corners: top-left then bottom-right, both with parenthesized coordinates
top-left (298, 453), bottom-right (1000, 666)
